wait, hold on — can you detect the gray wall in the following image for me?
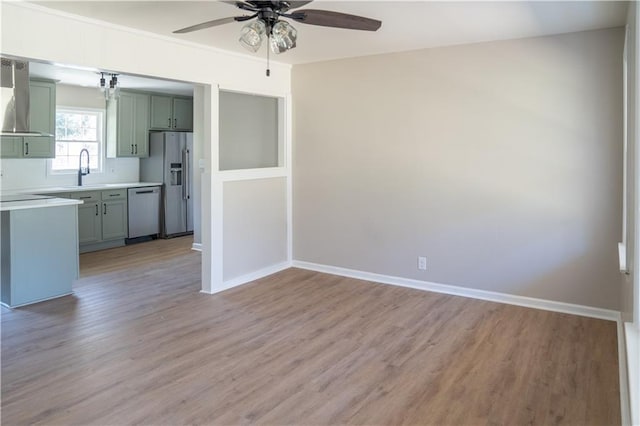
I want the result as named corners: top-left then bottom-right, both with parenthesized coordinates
top-left (293, 28), bottom-right (624, 310)
top-left (223, 177), bottom-right (287, 281)
top-left (219, 91), bottom-right (279, 171)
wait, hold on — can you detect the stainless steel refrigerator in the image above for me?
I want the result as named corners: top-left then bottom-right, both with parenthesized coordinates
top-left (140, 132), bottom-right (193, 237)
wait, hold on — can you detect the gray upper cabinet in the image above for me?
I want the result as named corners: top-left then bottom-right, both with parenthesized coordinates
top-left (23, 80), bottom-right (56, 158)
top-left (172, 97), bottom-right (193, 131)
top-left (150, 95), bottom-right (172, 130)
top-left (0, 80), bottom-right (56, 159)
top-left (106, 91), bottom-right (150, 158)
top-left (150, 94), bottom-right (193, 131)
top-left (0, 137), bottom-right (23, 158)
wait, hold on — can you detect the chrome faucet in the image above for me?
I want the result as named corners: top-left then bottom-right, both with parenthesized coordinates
top-left (78, 148), bottom-right (90, 186)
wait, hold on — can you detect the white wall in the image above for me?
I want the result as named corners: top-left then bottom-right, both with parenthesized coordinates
top-left (1, 84), bottom-right (139, 190)
top-left (223, 177), bottom-right (287, 281)
top-left (1, 2), bottom-right (292, 292)
top-left (293, 28), bottom-right (624, 310)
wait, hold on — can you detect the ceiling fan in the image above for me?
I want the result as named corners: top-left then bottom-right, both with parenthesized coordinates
top-left (173, 1), bottom-right (382, 75)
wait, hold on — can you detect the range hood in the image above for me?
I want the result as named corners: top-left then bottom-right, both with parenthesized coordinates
top-left (1, 58), bottom-right (53, 137)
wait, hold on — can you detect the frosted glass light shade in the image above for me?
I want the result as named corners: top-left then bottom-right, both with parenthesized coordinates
top-left (239, 20), bottom-right (266, 52)
top-left (270, 21), bottom-right (297, 54)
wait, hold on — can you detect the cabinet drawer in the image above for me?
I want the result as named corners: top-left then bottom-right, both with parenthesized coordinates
top-left (101, 189), bottom-right (127, 201)
top-left (70, 191), bottom-right (101, 203)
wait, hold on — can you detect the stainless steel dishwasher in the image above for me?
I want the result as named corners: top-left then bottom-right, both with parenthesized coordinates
top-left (127, 186), bottom-right (161, 239)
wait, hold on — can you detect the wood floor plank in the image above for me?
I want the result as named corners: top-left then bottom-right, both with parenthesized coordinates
top-left (1, 237), bottom-right (620, 425)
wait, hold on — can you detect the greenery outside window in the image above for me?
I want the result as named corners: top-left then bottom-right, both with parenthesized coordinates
top-left (51, 107), bottom-right (103, 173)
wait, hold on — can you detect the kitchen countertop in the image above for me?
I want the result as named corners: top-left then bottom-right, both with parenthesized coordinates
top-left (0, 196), bottom-right (82, 212)
top-left (1, 182), bottom-right (163, 196)
top-left (0, 183), bottom-right (162, 211)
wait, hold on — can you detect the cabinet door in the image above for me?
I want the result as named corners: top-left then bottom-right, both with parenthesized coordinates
top-left (134, 93), bottom-right (150, 157)
top-left (0, 136), bottom-right (23, 158)
top-left (77, 202), bottom-right (102, 244)
top-left (116, 93), bottom-right (136, 157)
top-left (23, 81), bottom-right (55, 158)
top-left (23, 137), bottom-right (55, 158)
top-left (150, 95), bottom-right (172, 130)
top-left (172, 97), bottom-right (193, 131)
top-left (102, 199), bottom-right (128, 240)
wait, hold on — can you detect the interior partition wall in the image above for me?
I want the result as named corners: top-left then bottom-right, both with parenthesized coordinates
top-left (203, 87), bottom-right (292, 293)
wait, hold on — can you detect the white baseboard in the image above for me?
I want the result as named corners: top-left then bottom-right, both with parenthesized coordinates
top-left (200, 261), bottom-right (291, 295)
top-left (191, 243), bottom-right (202, 252)
top-left (291, 260), bottom-right (620, 321)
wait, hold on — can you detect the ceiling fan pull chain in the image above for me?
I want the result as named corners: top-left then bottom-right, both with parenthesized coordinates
top-left (266, 34), bottom-right (271, 77)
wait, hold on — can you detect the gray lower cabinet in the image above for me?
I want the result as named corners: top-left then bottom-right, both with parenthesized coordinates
top-left (77, 201), bottom-right (101, 244)
top-left (102, 199), bottom-right (127, 240)
top-left (1, 205), bottom-right (79, 307)
top-left (71, 189), bottom-right (128, 252)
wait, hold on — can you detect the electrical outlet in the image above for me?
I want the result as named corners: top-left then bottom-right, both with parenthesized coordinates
top-left (418, 256), bottom-right (427, 271)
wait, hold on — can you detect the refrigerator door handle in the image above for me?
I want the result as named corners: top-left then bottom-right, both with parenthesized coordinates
top-left (184, 149), bottom-right (190, 200)
top-left (182, 148), bottom-right (188, 200)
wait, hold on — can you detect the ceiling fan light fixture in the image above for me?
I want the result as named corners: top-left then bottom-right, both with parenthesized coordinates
top-left (173, 1), bottom-right (383, 76)
top-left (239, 19), bottom-right (266, 52)
top-left (269, 20), bottom-right (297, 54)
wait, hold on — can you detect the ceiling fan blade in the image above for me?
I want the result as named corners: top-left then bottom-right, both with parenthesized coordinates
top-left (221, 1), bottom-right (258, 12)
top-left (173, 16), bottom-right (250, 34)
top-left (286, 1), bottom-right (314, 9)
top-left (289, 9), bottom-right (381, 31)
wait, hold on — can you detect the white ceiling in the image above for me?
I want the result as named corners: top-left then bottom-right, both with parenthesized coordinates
top-left (32, 1), bottom-right (628, 65)
top-left (29, 61), bottom-right (194, 96)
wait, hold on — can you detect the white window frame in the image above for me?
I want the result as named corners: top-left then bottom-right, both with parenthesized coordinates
top-left (49, 106), bottom-right (105, 175)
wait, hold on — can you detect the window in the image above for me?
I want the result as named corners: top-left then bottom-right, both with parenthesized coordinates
top-left (51, 108), bottom-right (103, 173)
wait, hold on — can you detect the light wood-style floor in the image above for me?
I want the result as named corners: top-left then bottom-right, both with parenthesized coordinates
top-left (1, 237), bottom-right (620, 425)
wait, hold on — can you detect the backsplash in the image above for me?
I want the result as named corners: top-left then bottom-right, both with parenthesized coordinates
top-left (0, 157), bottom-right (139, 191)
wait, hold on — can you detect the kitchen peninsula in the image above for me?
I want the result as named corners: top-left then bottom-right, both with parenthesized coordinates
top-left (1, 194), bottom-right (81, 307)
